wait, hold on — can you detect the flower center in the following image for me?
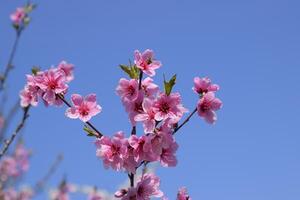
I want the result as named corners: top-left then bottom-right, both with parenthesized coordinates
top-left (160, 102), bottom-right (170, 113)
top-left (200, 102), bottom-right (210, 112)
top-left (48, 81), bottom-right (57, 90)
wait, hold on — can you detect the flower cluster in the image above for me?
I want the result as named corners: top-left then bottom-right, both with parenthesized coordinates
top-left (20, 61), bottom-right (74, 108)
top-left (115, 173), bottom-right (163, 200)
top-left (0, 143), bottom-right (30, 183)
top-left (10, 3), bottom-right (35, 29)
top-left (17, 48), bottom-right (223, 200)
top-left (193, 77), bottom-right (223, 124)
top-left (176, 187), bottom-right (191, 200)
top-left (95, 49), bottom-right (189, 173)
top-left (0, 187), bottom-right (33, 200)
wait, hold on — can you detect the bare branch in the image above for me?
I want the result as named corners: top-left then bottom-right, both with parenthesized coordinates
top-left (0, 106), bottom-right (30, 158)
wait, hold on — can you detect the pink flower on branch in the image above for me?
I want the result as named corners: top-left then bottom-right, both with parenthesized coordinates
top-left (141, 77), bottom-right (159, 99)
top-left (116, 78), bottom-right (139, 101)
top-left (57, 61), bottom-right (74, 82)
top-left (177, 187), bottom-right (191, 200)
top-left (193, 77), bottom-right (219, 95)
top-left (95, 132), bottom-right (128, 171)
top-left (128, 135), bottom-right (156, 163)
top-left (118, 173), bottom-right (163, 200)
top-left (35, 68), bottom-right (68, 106)
top-left (153, 92), bottom-right (188, 122)
top-left (134, 49), bottom-right (162, 77)
top-left (134, 98), bottom-right (156, 133)
top-left (66, 94), bottom-right (102, 122)
top-left (197, 91), bottom-right (222, 124)
top-left (10, 7), bottom-right (26, 25)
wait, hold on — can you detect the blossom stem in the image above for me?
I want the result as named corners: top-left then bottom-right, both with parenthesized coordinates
top-left (138, 70), bottom-right (143, 90)
top-left (0, 100), bottom-right (20, 142)
top-left (56, 94), bottom-right (103, 138)
top-left (173, 107), bottom-right (197, 135)
top-left (0, 29), bottom-right (22, 90)
top-left (131, 126), bottom-right (136, 135)
top-left (128, 173), bottom-right (134, 187)
top-left (0, 105), bottom-right (30, 158)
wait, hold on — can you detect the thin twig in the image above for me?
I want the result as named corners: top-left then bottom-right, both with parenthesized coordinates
top-left (34, 154), bottom-right (64, 194)
top-left (56, 94), bottom-right (103, 138)
top-left (0, 100), bottom-right (20, 142)
top-left (173, 107), bottom-right (197, 135)
top-left (0, 30), bottom-right (22, 90)
top-left (128, 70), bottom-right (144, 187)
top-left (138, 70), bottom-right (143, 90)
top-left (0, 106), bottom-right (30, 158)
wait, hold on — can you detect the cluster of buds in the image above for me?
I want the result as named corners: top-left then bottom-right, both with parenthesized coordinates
top-left (10, 3), bottom-right (36, 31)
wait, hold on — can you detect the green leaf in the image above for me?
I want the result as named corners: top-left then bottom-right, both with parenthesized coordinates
top-left (164, 74), bottom-right (177, 95)
top-left (83, 126), bottom-right (96, 137)
top-left (119, 64), bottom-right (139, 79)
top-left (31, 66), bottom-right (40, 75)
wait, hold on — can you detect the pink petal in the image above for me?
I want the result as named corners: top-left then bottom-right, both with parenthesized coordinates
top-left (71, 94), bottom-right (83, 106)
top-left (65, 107), bottom-right (79, 119)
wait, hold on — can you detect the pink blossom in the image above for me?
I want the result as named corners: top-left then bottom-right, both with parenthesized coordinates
top-left (149, 126), bottom-right (178, 167)
top-left (177, 187), bottom-right (191, 200)
top-left (197, 92), bottom-right (222, 124)
top-left (159, 139), bottom-right (178, 167)
top-left (19, 87), bottom-right (38, 107)
top-left (134, 98), bottom-right (156, 133)
top-left (35, 68), bottom-right (68, 105)
top-left (19, 74), bottom-right (42, 107)
top-left (134, 49), bottom-right (162, 77)
top-left (0, 157), bottom-right (18, 182)
top-left (95, 132), bottom-right (128, 171)
top-left (122, 144), bottom-right (139, 174)
top-left (135, 173), bottom-right (163, 200)
top-left (10, 7), bottom-right (26, 25)
top-left (153, 92), bottom-right (188, 122)
top-left (120, 173), bottom-right (163, 200)
top-left (57, 61), bottom-right (74, 82)
top-left (14, 143), bottom-right (30, 172)
top-left (122, 92), bottom-right (144, 126)
top-left (193, 77), bottom-right (219, 95)
top-left (141, 77), bottom-right (159, 98)
top-left (116, 78), bottom-right (139, 101)
top-left (66, 94), bottom-right (102, 122)
top-left (128, 135), bottom-right (156, 163)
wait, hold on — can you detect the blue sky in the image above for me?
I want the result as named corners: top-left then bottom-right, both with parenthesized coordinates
top-left (1, 0), bottom-right (300, 199)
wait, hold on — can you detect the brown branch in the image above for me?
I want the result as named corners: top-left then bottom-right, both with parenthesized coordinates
top-left (0, 106), bottom-right (30, 158)
top-left (173, 107), bottom-right (197, 135)
top-left (56, 94), bottom-right (103, 138)
top-left (0, 100), bottom-right (20, 142)
top-left (138, 70), bottom-right (143, 90)
top-left (0, 30), bottom-right (23, 90)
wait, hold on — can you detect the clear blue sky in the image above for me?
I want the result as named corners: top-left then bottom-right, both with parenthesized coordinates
top-left (1, 0), bottom-right (300, 199)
